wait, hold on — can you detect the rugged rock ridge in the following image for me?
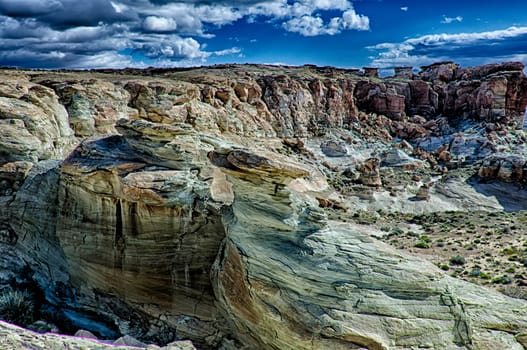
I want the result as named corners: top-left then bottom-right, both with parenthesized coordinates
top-left (0, 62), bottom-right (526, 349)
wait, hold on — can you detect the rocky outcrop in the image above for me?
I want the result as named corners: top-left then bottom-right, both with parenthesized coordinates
top-left (38, 77), bottom-right (136, 137)
top-left (56, 121), bottom-right (227, 346)
top-left (478, 154), bottom-right (526, 182)
top-left (0, 62), bottom-right (527, 349)
top-left (258, 75), bottom-right (359, 136)
top-left (211, 147), bottom-right (527, 350)
top-left (0, 72), bottom-right (76, 163)
top-left (0, 320), bottom-right (195, 350)
top-left (356, 61), bottom-right (527, 126)
top-left (356, 157), bottom-right (382, 186)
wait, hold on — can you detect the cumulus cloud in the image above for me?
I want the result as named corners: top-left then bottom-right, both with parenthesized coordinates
top-left (282, 6), bottom-right (368, 36)
top-left (368, 26), bottom-right (527, 69)
top-left (441, 15), bottom-right (463, 24)
top-left (283, 15), bottom-right (332, 36)
top-left (400, 6), bottom-right (408, 12)
top-left (0, 0), bottom-right (369, 68)
top-left (341, 8), bottom-right (369, 30)
top-left (143, 16), bottom-right (177, 32)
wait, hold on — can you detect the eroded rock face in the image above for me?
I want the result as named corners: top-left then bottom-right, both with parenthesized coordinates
top-left (38, 78), bottom-right (136, 137)
top-left (0, 63), bottom-right (527, 349)
top-left (0, 72), bottom-right (76, 162)
top-left (211, 150), bottom-right (527, 350)
top-left (56, 124), bottom-right (227, 346)
top-left (478, 154), bottom-right (526, 182)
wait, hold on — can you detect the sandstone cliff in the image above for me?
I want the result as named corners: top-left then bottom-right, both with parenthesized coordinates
top-left (0, 63), bottom-right (526, 349)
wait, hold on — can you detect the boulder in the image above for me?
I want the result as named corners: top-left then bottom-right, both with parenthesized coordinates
top-left (320, 140), bottom-right (347, 157)
top-left (356, 157), bottom-right (382, 187)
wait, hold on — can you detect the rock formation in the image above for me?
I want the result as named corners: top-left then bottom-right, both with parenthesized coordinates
top-left (0, 62), bottom-right (526, 349)
top-left (0, 320), bottom-right (195, 349)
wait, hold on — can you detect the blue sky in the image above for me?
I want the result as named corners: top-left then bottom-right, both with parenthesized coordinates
top-left (1, 0), bottom-right (527, 71)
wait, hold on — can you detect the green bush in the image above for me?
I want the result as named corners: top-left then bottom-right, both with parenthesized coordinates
top-left (0, 289), bottom-right (35, 326)
top-left (420, 234), bottom-right (432, 243)
top-left (492, 275), bottom-right (512, 285)
top-left (414, 241), bottom-right (430, 249)
top-left (469, 267), bottom-right (481, 277)
top-left (391, 227), bottom-right (404, 235)
top-left (449, 255), bottom-right (466, 266)
top-left (479, 272), bottom-right (491, 280)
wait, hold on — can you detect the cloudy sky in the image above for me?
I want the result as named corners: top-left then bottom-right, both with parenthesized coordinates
top-left (1, 0), bottom-right (527, 70)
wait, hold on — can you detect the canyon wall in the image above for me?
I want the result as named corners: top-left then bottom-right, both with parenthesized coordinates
top-left (0, 63), bottom-right (526, 349)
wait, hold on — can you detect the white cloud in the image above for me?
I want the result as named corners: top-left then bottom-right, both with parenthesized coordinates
top-left (404, 26), bottom-right (527, 46)
top-left (0, 0), bottom-right (371, 68)
top-left (246, 0), bottom-right (369, 35)
top-left (143, 16), bottom-right (177, 32)
top-left (368, 26), bottom-right (527, 68)
top-left (213, 47), bottom-right (241, 56)
top-left (73, 51), bottom-right (143, 68)
top-left (341, 8), bottom-right (369, 30)
top-left (441, 15), bottom-right (463, 24)
top-left (110, 1), bottom-right (127, 14)
top-left (400, 6), bottom-right (408, 12)
top-left (283, 15), bottom-right (329, 36)
top-left (283, 6), bottom-right (368, 36)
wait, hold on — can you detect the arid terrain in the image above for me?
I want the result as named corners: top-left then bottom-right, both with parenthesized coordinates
top-left (0, 62), bottom-right (527, 349)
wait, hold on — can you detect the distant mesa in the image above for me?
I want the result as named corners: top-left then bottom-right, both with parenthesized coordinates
top-left (394, 66), bottom-right (413, 78)
top-left (362, 67), bottom-right (379, 78)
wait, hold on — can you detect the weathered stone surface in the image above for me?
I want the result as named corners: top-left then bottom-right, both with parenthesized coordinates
top-left (356, 157), bottom-right (382, 186)
top-left (38, 77), bottom-right (136, 137)
top-left (355, 81), bottom-right (406, 119)
top-left (0, 320), bottom-right (196, 350)
top-left (211, 157), bottom-right (527, 350)
top-left (75, 329), bottom-right (98, 339)
top-left (56, 130), bottom-right (226, 345)
top-left (419, 61), bottom-right (459, 82)
top-left (0, 63), bottom-right (527, 350)
top-left (0, 73), bottom-right (75, 163)
top-left (478, 154), bottom-right (526, 182)
top-left (393, 66), bottom-right (413, 79)
top-left (320, 140), bottom-right (348, 157)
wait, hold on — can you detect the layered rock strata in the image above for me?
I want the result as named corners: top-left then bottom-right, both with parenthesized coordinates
top-left (0, 62), bottom-right (526, 349)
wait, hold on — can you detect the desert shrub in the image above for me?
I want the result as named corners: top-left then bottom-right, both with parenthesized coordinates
top-left (391, 227), bottom-right (404, 235)
top-left (0, 289), bottom-right (35, 326)
top-left (449, 255), bottom-right (466, 266)
top-left (406, 231), bottom-right (419, 238)
top-left (479, 273), bottom-right (491, 280)
top-left (414, 241), bottom-right (430, 249)
top-left (420, 234), bottom-right (431, 243)
top-left (469, 267), bottom-right (481, 277)
top-left (492, 275), bottom-right (512, 285)
top-left (502, 247), bottom-right (517, 256)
